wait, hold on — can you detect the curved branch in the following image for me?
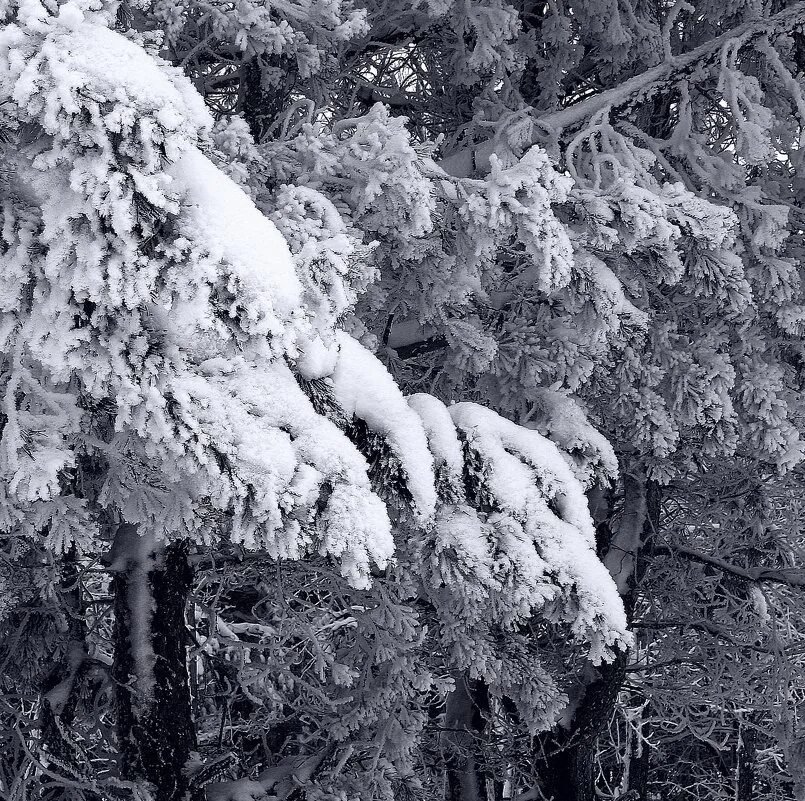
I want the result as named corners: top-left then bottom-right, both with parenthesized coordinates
top-left (439, 2), bottom-right (805, 176)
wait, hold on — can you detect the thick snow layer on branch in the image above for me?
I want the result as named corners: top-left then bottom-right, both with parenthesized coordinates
top-left (451, 403), bottom-right (594, 542)
top-left (168, 357), bottom-right (394, 588)
top-left (169, 148), bottom-right (304, 338)
top-left (450, 403), bottom-right (629, 659)
top-left (0, 5), bottom-right (399, 588)
top-left (5, 3), bottom-right (211, 142)
top-left (407, 393), bottom-right (464, 488)
top-left (529, 389), bottom-right (619, 488)
top-left (331, 333), bottom-right (437, 521)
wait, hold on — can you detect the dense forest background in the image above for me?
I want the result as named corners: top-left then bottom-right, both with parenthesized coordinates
top-left (2, 0), bottom-right (805, 800)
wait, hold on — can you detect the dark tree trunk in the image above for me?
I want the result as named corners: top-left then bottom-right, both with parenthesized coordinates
top-left (534, 480), bottom-right (661, 801)
top-left (443, 671), bottom-right (489, 801)
top-left (112, 529), bottom-right (196, 801)
top-left (737, 717), bottom-right (756, 801)
top-left (538, 742), bottom-right (595, 801)
top-left (625, 710), bottom-right (650, 801)
top-left (535, 649), bottom-right (628, 801)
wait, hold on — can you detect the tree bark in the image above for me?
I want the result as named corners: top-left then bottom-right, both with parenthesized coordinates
top-left (534, 479), bottom-right (661, 801)
top-left (443, 671), bottom-right (488, 801)
top-left (535, 650), bottom-right (628, 801)
top-left (736, 716), bottom-right (756, 801)
top-left (112, 527), bottom-right (196, 801)
top-left (624, 708), bottom-right (650, 801)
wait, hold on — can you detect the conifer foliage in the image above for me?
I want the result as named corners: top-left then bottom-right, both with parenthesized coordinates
top-left (3, 1), bottom-right (805, 800)
top-left (0, 2), bottom-right (629, 800)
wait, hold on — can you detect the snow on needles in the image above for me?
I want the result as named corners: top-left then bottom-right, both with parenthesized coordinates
top-left (5, 3), bottom-right (211, 144)
top-left (0, 0), bottom-right (629, 642)
top-left (407, 393), bottom-right (465, 489)
top-left (528, 389), bottom-right (619, 488)
top-left (450, 403), bottom-right (630, 660)
top-left (331, 333), bottom-right (438, 521)
top-left (169, 148), bottom-right (304, 341)
top-left (0, 2), bottom-right (396, 588)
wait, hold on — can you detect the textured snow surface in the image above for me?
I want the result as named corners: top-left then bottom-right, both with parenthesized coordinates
top-left (407, 393), bottom-right (464, 485)
top-left (173, 357), bottom-right (394, 588)
top-left (169, 148), bottom-right (304, 336)
top-left (530, 389), bottom-right (618, 488)
top-left (5, 3), bottom-right (211, 139)
top-left (451, 402), bottom-right (595, 543)
top-left (0, 4), bottom-right (398, 589)
top-left (331, 332), bottom-right (438, 520)
top-left (450, 403), bottom-right (629, 659)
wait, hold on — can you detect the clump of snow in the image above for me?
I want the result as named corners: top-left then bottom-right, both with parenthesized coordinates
top-left (407, 393), bottom-right (464, 487)
top-left (432, 505), bottom-right (498, 595)
top-left (169, 148), bottom-right (304, 339)
top-left (450, 402), bottom-right (630, 660)
top-left (587, 255), bottom-right (648, 327)
top-left (166, 357), bottom-right (394, 588)
top-left (318, 482), bottom-right (394, 589)
top-left (295, 333), bottom-right (339, 380)
top-left (55, 1), bottom-right (84, 29)
top-left (528, 388), bottom-right (618, 488)
top-left (7, 12), bottom-right (212, 144)
top-left (451, 402), bottom-right (595, 542)
top-left (331, 332), bottom-right (437, 521)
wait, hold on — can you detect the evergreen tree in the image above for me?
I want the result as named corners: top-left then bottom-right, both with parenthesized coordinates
top-left (0, 2), bottom-right (629, 799)
top-left (149, 0), bottom-right (805, 798)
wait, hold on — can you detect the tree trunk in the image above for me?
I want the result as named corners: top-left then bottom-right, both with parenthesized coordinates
top-left (112, 526), bottom-right (196, 801)
top-left (535, 649), bottom-right (628, 801)
top-left (443, 671), bottom-right (488, 801)
top-left (538, 742), bottom-right (595, 801)
top-left (624, 708), bottom-right (650, 801)
top-left (534, 479), bottom-right (661, 801)
top-left (737, 716), bottom-right (756, 801)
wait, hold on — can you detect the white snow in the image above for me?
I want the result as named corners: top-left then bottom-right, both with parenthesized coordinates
top-left (529, 388), bottom-right (618, 488)
top-left (451, 402), bottom-right (596, 544)
top-left (587, 255), bottom-right (648, 327)
top-left (169, 148), bottom-right (304, 336)
top-left (168, 356), bottom-right (394, 588)
top-left (450, 402), bottom-right (630, 660)
top-left (331, 332), bottom-right (438, 521)
top-left (295, 333), bottom-right (339, 380)
top-left (7, 11), bottom-right (212, 141)
top-left (407, 393), bottom-right (465, 485)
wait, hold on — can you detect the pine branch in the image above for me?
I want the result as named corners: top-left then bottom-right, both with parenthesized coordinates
top-left (390, 335), bottom-right (448, 360)
top-left (439, 1), bottom-right (805, 176)
top-left (652, 543), bottom-right (805, 587)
